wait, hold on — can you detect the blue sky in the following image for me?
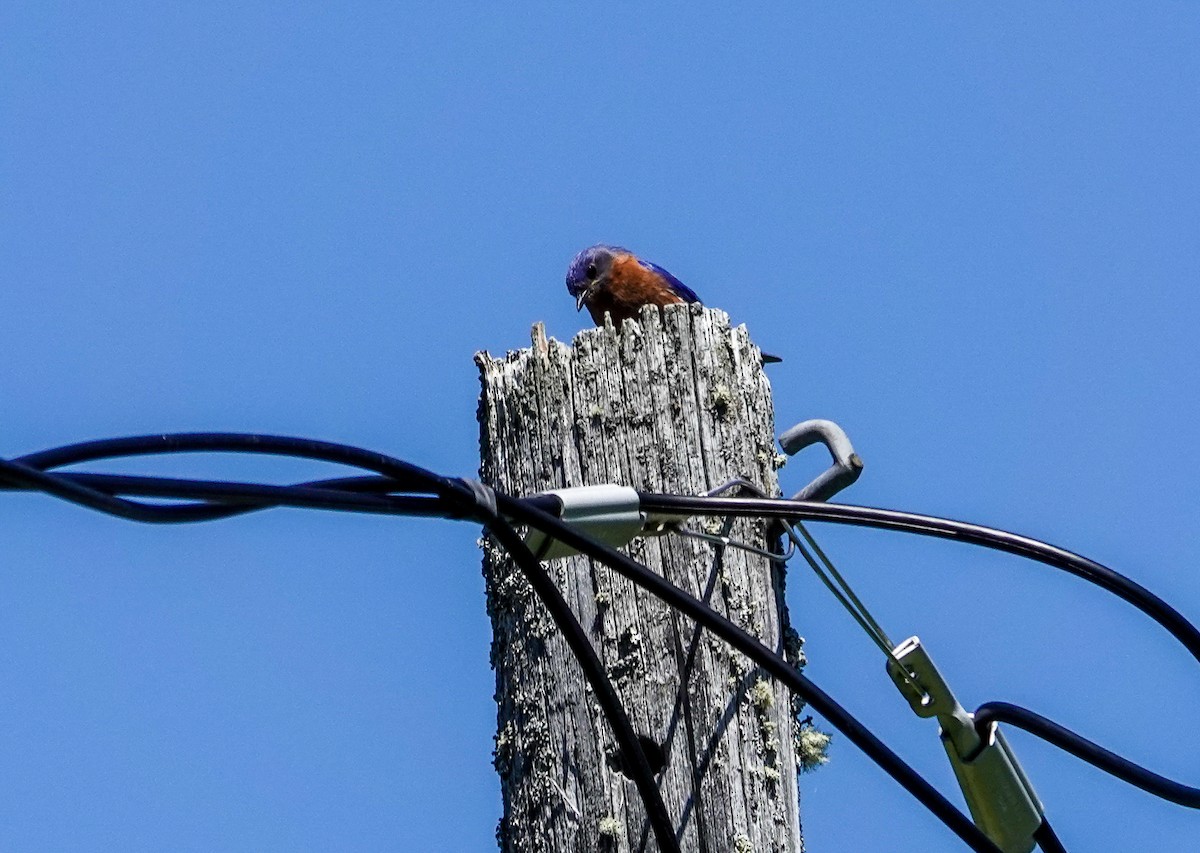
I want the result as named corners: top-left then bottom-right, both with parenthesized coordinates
top-left (2, 3), bottom-right (1198, 850)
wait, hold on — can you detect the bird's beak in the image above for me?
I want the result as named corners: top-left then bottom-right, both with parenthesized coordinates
top-left (575, 288), bottom-right (590, 311)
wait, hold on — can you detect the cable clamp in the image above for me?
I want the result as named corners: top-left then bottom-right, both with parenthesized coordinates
top-left (453, 477), bottom-right (498, 519)
top-left (524, 485), bottom-right (644, 560)
top-left (887, 636), bottom-right (1043, 853)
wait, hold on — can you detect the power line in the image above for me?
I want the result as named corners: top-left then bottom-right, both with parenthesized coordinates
top-left (500, 492), bottom-right (1004, 853)
top-left (639, 493), bottom-right (1200, 667)
top-left (5, 432), bottom-right (1199, 850)
top-left (1, 434), bottom-right (678, 853)
top-left (0, 433), bottom-right (997, 849)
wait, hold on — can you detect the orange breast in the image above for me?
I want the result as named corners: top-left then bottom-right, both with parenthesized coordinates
top-left (584, 253), bottom-right (686, 327)
top-left (609, 255), bottom-right (686, 304)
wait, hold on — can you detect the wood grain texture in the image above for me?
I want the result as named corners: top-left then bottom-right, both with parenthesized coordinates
top-left (477, 304), bottom-right (805, 853)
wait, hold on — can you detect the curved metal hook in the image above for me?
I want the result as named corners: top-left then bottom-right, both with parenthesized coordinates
top-left (778, 418), bottom-right (864, 502)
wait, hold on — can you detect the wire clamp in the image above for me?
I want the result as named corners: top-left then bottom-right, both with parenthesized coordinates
top-left (452, 477), bottom-right (498, 519)
top-left (524, 484), bottom-right (644, 559)
top-left (887, 636), bottom-right (1043, 853)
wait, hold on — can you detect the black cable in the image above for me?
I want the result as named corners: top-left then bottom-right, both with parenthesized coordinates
top-left (25, 438), bottom-right (1197, 844)
top-left (638, 494), bottom-right (1200, 668)
top-left (648, 491), bottom-right (1200, 821)
top-left (497, 492), bottom-right (1003, 853)
top-left (5, 435), bottom-right (560, 523)
top-left (13, 433), bottom-right (445, 491)
top-left (1033, 817), bottom-right (1069, 853)
top-left (1, 435), bottom-right (678, 852)
top-left (1, 471), bottom-right (450, 521)
top-left (482, 515), bottom-right (681, 853)
top-left (3, 441), bottom-right (998, 850)
top-left (0, 456), bottom-right (171, 522)
top-left (3, 434), bottom-right (464, 522)
top-left (975, 702), bottom-right (1200, 808)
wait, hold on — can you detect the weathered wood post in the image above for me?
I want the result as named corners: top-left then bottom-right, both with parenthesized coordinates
top-left (477, 304), bottom-right (807, 852)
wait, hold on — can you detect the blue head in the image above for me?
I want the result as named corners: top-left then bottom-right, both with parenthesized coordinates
top-left (565, 244), bottom-right (627, 311)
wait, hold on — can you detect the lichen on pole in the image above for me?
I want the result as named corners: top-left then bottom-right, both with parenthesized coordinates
top-left (477, 304), bottom-right (806, 852)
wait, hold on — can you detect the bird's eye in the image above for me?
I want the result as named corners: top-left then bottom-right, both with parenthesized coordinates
top-left (586, 263), bottom-right (598, 279)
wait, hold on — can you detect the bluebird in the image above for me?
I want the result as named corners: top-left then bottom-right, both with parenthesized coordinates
top-left (566, 244), bottom-right (781, 362)
top-left (565, 245), bottom-right (699, 329)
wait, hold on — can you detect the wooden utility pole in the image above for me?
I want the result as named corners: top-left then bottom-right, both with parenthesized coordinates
top-left (477, 304), bottom-right (806, 852)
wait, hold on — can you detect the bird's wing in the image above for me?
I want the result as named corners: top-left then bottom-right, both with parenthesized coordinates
top-left (640, 259), bottom-right (700, 303)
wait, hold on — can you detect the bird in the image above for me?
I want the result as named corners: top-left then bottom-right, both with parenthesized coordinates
top-left (565, 244), bottom-right (699, 329)
top-left (565, 244), bottom-right (781, 362)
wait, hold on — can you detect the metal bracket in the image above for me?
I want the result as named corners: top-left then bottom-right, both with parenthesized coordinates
top-left (887, 636), bottom-right (1043, 853)
top-left (523, 484), bottom-right (644, 560)
top-left (778, 419), bottom-right (863, 502)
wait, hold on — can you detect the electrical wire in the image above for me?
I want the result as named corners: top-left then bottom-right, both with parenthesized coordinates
top-left (686, 479), bottom-right (923, 693)
top-left (1, 435), bottom-right (679, 853)
top-left (497, 492), bottom-right (1004, 853)
top-left (638, 493), bottom-right (1200, 667)
top-left (688, 492), bottom-right (1082, 851)
top-left (2, 435), bottom-right (1001, 851)
top-left (643, 490), bottom-right (1200, 822)
top-left (3, 434), bottom-right (461, 523)
top-left (0, 469), bottom-right (443, 521)
top-left (1033, 817), bottom-right (1070, 853)
top-left (478, 516), bottom-right (682, 852)
top-left (975, 702), bottom-right (1200, 808)
top-left (10, 436), bottom-right (1199, 845)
